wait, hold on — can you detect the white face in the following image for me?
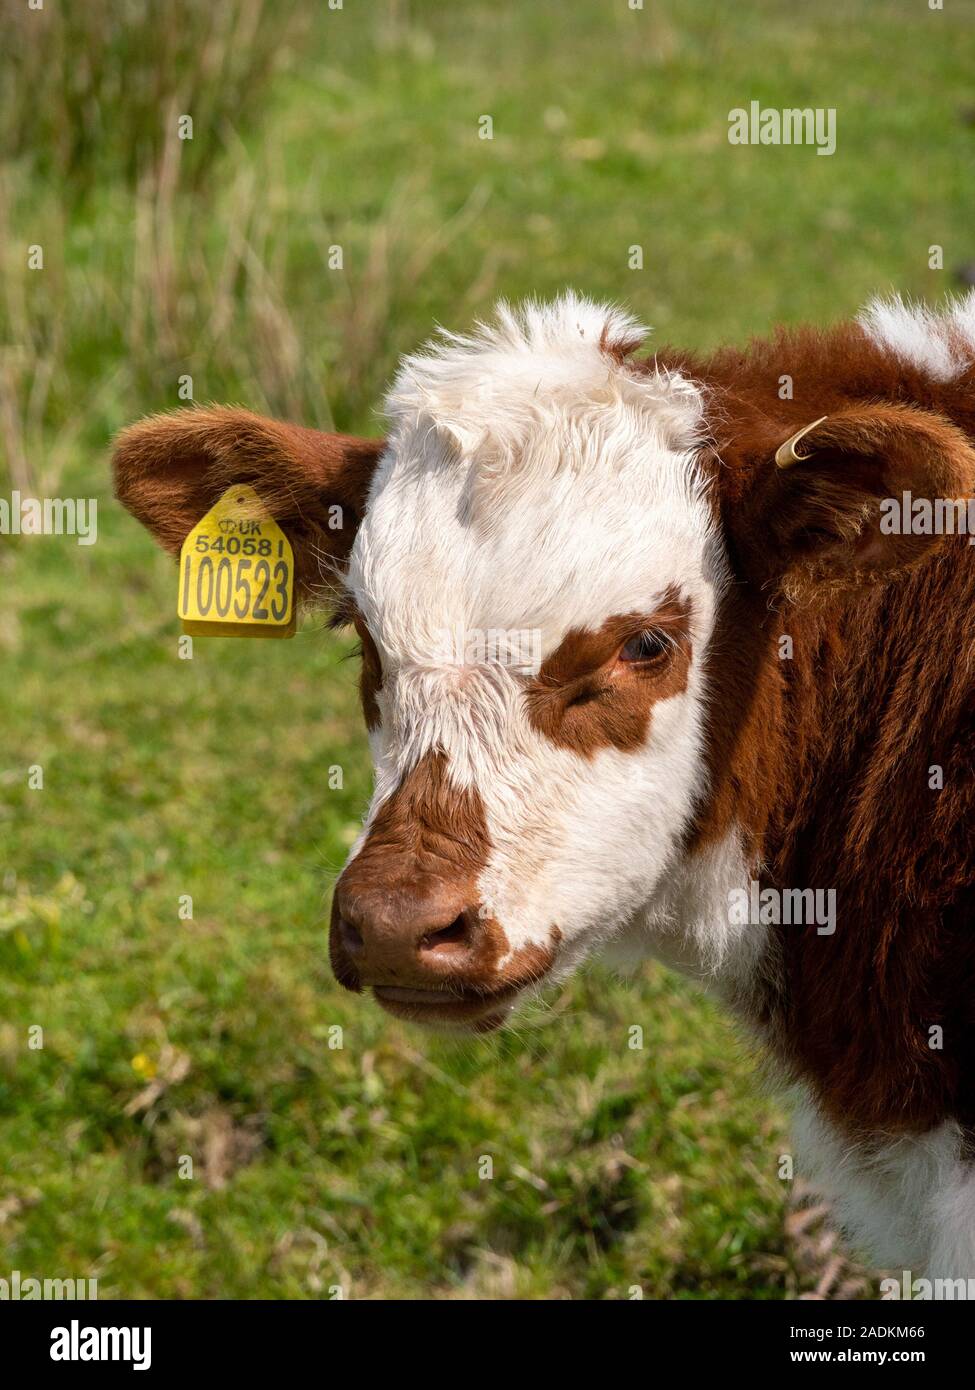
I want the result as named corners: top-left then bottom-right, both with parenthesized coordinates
top-left (338, 296), bottom-right (729, 1016)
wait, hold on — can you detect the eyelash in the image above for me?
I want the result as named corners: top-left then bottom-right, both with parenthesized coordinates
top-left (618, 629), bottom-right (674, 664)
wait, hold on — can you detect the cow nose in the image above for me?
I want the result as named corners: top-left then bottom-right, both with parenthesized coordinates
top-left (331, 876), bottom-right (484, 987)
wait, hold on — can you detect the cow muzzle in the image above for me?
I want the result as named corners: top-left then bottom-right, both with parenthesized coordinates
top-left (329, 868), bottom-right (551, 1030)
top-left (328, 750), bottom-right (558, 1029)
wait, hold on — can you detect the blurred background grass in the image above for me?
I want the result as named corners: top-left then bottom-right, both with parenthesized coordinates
top-left (0, 0), bottom-right (970, 1299)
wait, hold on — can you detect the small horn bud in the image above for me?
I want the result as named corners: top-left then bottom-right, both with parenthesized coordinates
top-left (775, 415), bottom-right (829, 469)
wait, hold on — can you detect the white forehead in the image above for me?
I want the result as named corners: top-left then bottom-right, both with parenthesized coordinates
top-left (348, 294), bottom-right (717, 656)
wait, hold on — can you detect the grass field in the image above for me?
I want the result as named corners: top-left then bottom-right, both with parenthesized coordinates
top-left (1, 0), bottom-right (971, 1299)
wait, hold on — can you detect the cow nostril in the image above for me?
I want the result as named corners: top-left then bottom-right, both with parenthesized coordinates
top-left (420, 913), bottom-right (472, 956)
top-left (339, 916), bottom-right (364, 954)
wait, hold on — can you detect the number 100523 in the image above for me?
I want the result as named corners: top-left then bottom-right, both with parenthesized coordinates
top-left (179, 537), bottom-right (292, 625)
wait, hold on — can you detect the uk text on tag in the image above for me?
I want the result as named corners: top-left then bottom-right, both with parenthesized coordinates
top-left (178, 485), bottom-right (295, 638)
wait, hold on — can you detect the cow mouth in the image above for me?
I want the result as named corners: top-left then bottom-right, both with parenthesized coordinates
top-left (370, 981), bottom-right (527, 1031)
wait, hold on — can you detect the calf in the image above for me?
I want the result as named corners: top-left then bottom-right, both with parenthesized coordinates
top-left (114, 292), bottom-right (975, 1279)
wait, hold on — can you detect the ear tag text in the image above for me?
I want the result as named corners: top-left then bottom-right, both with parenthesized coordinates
top-left (178, 484), bottom-right (295, 638)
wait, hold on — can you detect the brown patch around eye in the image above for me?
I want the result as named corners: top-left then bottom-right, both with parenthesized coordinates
top-left (525, 588), bottom-right (692, 756)
top-left (352, 613), bottom-right (383, 731)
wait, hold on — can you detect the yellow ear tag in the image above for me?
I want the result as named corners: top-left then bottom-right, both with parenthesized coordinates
top-left (178, 484), bottom-right (295, 639)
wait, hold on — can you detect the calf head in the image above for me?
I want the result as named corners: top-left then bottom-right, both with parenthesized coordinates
top-left (115, 294), bottom-right (975, 1031)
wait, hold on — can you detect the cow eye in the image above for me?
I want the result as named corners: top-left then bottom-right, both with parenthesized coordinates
top-left (619, 630), bottom-right (672, 664)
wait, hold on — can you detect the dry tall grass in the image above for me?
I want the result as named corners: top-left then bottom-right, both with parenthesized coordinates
top-left (1, 0), bottom-right (305, 194)
top-left (0, 1), bottom-right (496, 495)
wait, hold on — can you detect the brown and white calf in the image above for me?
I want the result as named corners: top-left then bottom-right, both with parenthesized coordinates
top-left (114, 293), bottom-right (975, 1279)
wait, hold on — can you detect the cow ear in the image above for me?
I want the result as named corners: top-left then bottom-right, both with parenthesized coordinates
top-left (112, 406), bottom-right (386, 600)
top-left (726, 404), bottom-right (975, 597)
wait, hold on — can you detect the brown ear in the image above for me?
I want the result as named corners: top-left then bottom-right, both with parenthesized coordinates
top-left (724, 403), bottom-right (975, 597)
top-left (112, 406), bottom-right (386, 599)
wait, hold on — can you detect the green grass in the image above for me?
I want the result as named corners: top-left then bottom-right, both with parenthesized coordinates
top-left (1, 0), bottom-right (971, 1298)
